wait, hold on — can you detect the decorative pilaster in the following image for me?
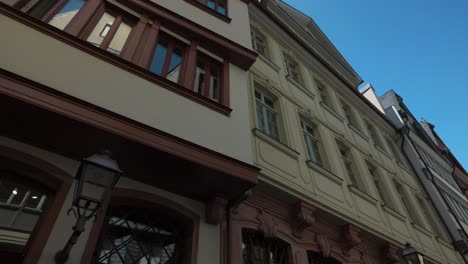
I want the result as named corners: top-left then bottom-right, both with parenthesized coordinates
top-left (291, 201), bottom-right (316, 238)
top-left (257, 209), bottom-right (278, 238)
top-left (341, 224), bottom-right (362, 256)
top-left (205, 196), bottom-right (228, 225)
top-left (383, 243), bottom-right (401, 264)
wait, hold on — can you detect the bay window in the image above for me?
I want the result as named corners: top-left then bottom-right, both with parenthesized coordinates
top-left (85, 8), bottom-right (136, 55)
top-left (149, 34), bottom-right (186, 83)
top-left (194, 54), bottom-right (222, 101)
top-left (4, 0), bottom-right (232, 109)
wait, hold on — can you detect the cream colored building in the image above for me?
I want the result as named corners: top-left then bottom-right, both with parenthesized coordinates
top-left (0, 0), bottom-right (258, 263)
top-left (242, 0), bottom-right (464, 263)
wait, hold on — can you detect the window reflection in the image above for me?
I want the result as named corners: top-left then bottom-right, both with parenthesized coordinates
top-left (149, 35), bottom-right (185, 83)
top-left (48, 0), bottom-right (86, 30)
top-left (195, 54), bottom-right (222, 101)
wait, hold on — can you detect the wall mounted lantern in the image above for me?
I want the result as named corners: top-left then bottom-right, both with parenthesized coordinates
top-left (55, 150), bottom-right (122, 263)
top-left (402, 243), bottom-right (424, 264)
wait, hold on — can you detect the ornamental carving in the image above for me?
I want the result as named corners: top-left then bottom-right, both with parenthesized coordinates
top-left (205, 196), bottom-right (228, 225)
top-left (291, 201), bottom-right (316, 238)
top-left (341, 224), bottom-right (362, 257)
top-left (316, 234), bottom-right (331, 257)
top-left (383, 243), bottom-right (400, 264)
top-left (231, 190), bottom-right (253, 215)
top-left (257, 209), bottom-right (278, 238)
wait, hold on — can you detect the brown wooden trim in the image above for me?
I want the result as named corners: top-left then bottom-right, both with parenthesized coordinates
top-left (121, 13), bottom-right (148, 61)
top-left (116, 0), bottom-right (256, 70)
top-left (0, 70), bottom-right (259, 184)
top-left (183, 0), bottom-right (232, 23)
top-left (64, 0), bottom-right (103, 36)
top-left (1, 5), bottom-right (234, 115)
top-left (183, 41), bottom-right (198, 90)
top-left (81, 187), bottom-right (200, 264)
top-left (0, 145), bottom-right (73, 264)
top-left (222, 60), bottom-right (230, 107)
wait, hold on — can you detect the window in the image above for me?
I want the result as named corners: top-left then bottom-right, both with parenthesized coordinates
top-left (251, 27), bottom-right (268, 57)
top-left (196, 0), bottom-right (227, 15)
top-left (416, 146), bottom-right (458, 187)
top-left (149, 34), bottom-right (186, 83)
top-left (301, 121), bottom-right (323, 166)
top-left (443, 192), bottom-right (468, 224)
top-left (255, 85), bottom-right (280, 140)
top-left (394, 180), bottom-right (423, 226)
top-left (416, 196), bottom-right (446, 238)
top-left (308, 251), bottom-right (341, 264)
top-left (316, 80), bottom-right (333, 109)
top-left (93, 203), bottom-right (194, 264)
top-left (385, 137), bottom-right (405, 165)
top-left (85, 8), bottom-right (136, 55)
top-left (284, 53), bottom-right (303, 84)
top-left (337, 141), bottom-right (361, 189)
top-left (366, 162), bottom-right (394, 208)
top-left (242, 229), bottom-right (290, 264)
top-left (194, 54), bottom-right (223, 101)
top-left (366, 121), bottom-right (384, 149)
top-left (340, 101), bottom-right (359, 129)
top-left (7, 0), bottom-right (232, 107)
top-left (0, 171), bottom-right (49, 253)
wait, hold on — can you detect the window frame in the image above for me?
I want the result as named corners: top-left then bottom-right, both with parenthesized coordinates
top-left (365, 121), bottom-right (385, 150)
top-left (366, 161), bottom-right (395, 209)
top-left (184, 0), bottom-right (231, 22)
top-left (283, 53), bottom-right (303, 85)
top-left (82, 188), bottom-right (200, 264)
top-left (194, 52), bottom-right (224, 102)
top-left (340, 100), bottom-right (360, 130)
top-left (254, 85), bottom-right (281, 141)
top-left (336, 141), bottom-right (362, 190)
top-left (251, 26), bottom-right (269, 58)
top-left (315, 79), bottom-right (334, 110)
top-left (393, 180), bottom-right (423, 226)
top-left (301, 120), bottom-right (324, 167)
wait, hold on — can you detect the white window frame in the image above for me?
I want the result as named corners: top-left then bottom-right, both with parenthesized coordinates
top-left (254, 86), bottom-right (281, 141)
top-left (301, 120), bottom-right (323, 166)
top-left (251, 26), bottom-right (269, 58)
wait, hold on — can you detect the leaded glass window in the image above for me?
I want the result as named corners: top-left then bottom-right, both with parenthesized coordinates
top-left (242, 229), bottom-right (290, 264)
top-left (94, 204), bottom-right (192, 264)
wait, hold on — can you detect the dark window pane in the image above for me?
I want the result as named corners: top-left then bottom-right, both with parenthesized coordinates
top-left (207, 0), bottom-right (215, 9)
top-left (29, 0), bottom-right (60, 19)
top-left (149, 38), bottom-right (169, 76)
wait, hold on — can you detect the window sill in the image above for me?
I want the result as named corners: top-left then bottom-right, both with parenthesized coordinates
top-left (286, 75), bottom-right (315, 99)
top-left (320, 102), bottom-right (344, 122)
top-left (382, 205), bottom-right (406, 221)
top-left (306, 160), bottom-right (343, 184)
top-left (2, 6), bottom-right (233, 116)
top-left (258, 54), bottom-right (280, 72)
top-left (253, 128), bottom-right (299, 159)
top-left (349, 185), bottom-right (379, 205)
top-left (184, 0), bottom-right (232, 23)
top-left (349, 124), bottom-right (369, 141)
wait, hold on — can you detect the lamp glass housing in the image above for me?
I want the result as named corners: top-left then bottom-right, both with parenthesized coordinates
top-left (74, 151), bottom-right (121, 211)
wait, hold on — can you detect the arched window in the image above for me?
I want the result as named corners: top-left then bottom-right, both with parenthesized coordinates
top-left (307, 251), bottom-right (341, 264)
top-left (91, 192), bottom-right (197, 264)
top-left (241, 228), bottom-right (290, 264)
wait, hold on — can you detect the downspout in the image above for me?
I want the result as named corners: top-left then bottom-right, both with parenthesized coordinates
top-left (400, 124), bottom-right (468, 263)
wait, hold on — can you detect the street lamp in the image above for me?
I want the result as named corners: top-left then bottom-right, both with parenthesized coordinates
top-left (402, 243), bottom-right (424, 264)
top-left (55, 150), bottom-right (122, 263)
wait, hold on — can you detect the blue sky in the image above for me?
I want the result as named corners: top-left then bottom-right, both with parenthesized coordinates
top-left (284, 0), bottom-right (468, 169)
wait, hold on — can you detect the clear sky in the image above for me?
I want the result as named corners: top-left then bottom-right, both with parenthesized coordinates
top-left (283, 0), bottom-right (468, 169)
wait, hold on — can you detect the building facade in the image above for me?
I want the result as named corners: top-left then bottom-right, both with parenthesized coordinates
top-left (420, 120), bottom-right (468, 198)
top-left (242, 1), bottom-right (463, 263)
top-left (0, 0), bottom-right (259, 263)
top-left (1, 0), bottom-right (466, 263)
top-left (376, 89), bottom-right (468, 261)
